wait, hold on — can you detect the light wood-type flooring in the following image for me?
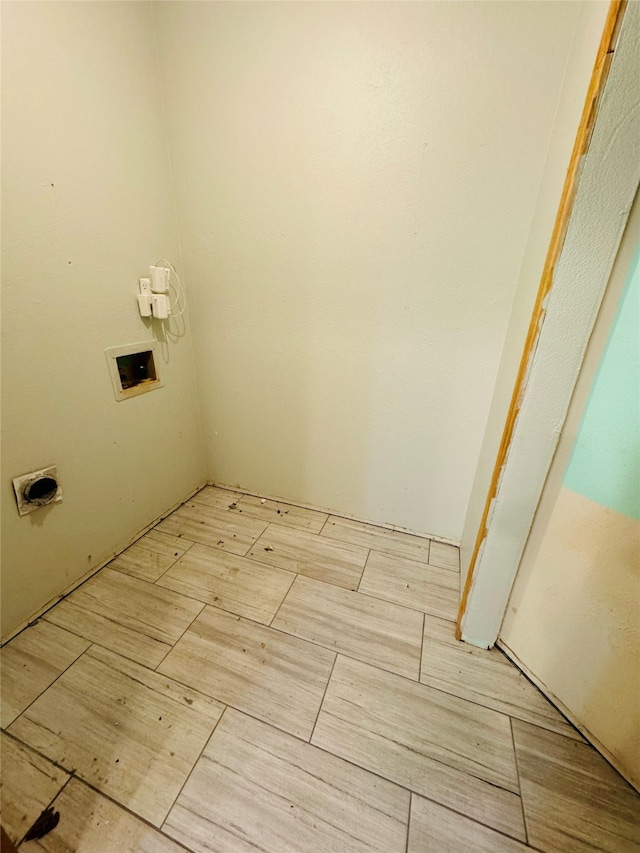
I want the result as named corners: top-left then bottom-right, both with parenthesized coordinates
top-left (1, 487), bottom-right (638, 852)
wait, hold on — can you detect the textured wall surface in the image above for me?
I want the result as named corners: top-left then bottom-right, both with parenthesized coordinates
top-left (460, 2), bottom-right (640, 650)
top-left (0, 1), bottom-right (611, 638)
top-left (1, 2), bottom-right (206, 637)
top-left (460, 1), bottom-right (610, 579)
top-left (154, 1), bottom-right (584, 540)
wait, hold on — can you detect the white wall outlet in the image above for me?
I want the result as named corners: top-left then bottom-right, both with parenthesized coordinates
top-left (13, 466), bottom-right (62, 516)
top-left (137, 277), bottom-right (153, 317)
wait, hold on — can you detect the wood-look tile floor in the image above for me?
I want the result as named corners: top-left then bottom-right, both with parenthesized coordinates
top-left (1, 486), bottom-right (638, 852)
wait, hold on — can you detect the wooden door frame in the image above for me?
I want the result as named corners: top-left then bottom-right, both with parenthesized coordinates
top-left (457, 0), bottom-right (640, 647)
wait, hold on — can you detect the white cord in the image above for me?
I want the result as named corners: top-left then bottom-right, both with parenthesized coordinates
top-left (155, 258), bottom-right (186, 317)
top-left (161, 259), bottom-right (185, 317)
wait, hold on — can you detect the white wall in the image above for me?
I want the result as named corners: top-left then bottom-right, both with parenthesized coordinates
top-left (154, 1), bottom-right (585, 541)
top-left (1, 2), bottom-right (206, 638)
top-left (460, 1), bottom-right (610, 580)
top-left (500, 191), bottom-right (640, 790)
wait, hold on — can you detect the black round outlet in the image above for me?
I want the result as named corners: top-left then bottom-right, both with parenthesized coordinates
top-left (24, 476), bottom-right (58, 506)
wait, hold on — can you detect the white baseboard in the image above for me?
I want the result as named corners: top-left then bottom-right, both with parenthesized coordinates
top-left (209, 481), bottom-right (460, 547)
top-left (0, 481), bottom-right (207, 646)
